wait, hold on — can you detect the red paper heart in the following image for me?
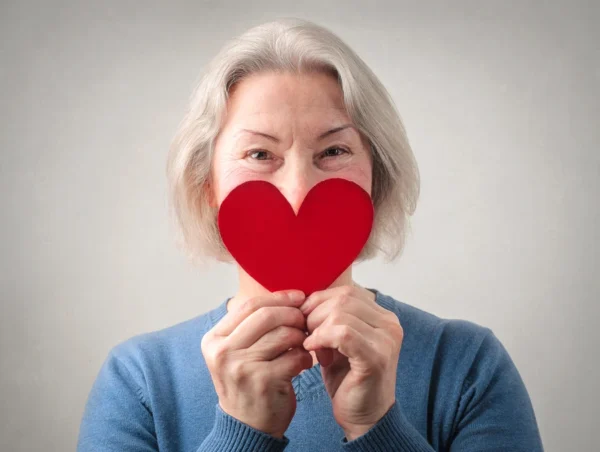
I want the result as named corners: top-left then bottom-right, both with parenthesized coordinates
top-left (217, 178), bottom-right (374, 296)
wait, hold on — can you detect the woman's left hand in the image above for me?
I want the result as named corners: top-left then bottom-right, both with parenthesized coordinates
top-left (299, 284), bottom-right (404, 441)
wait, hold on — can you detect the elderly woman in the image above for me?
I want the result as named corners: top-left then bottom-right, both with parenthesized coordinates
top-left (77, 18), bottom-right (544, 451)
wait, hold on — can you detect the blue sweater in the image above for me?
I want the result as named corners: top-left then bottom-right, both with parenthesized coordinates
top-left (77, 288), bottom-right (544, 451)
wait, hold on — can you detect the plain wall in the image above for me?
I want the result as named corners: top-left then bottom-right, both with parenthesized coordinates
top-left (1, 1), bottom-right (598, 451)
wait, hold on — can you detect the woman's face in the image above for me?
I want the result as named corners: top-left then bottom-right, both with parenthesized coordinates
top-left (210, 71), bottom-right (373, 213)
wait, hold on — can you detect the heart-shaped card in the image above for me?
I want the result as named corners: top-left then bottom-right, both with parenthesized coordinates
top-left (217, 178), bottom-right (373, 296)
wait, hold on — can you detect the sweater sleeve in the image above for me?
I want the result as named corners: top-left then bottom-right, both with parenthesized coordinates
top-left (77, 349), bottom-right (291, 452)
top-left (340, 400), bottom-right (436, 451)
top-left (448, 328), bottom-right (544, 451)
top-left (196, 403), bottom-right (289, 451)
top-left (340, 329), bottom-right (544, 451)
top-left (77, 350), bottom-right (159, 451)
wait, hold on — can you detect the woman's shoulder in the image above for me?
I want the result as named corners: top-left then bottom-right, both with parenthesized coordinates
top-left (371, 288), bottom-right (543, 450)
top-left (371, 288), bottom-right (503, 376)
top-left (371, 287), bottom-right (493, 342)
top-left (104, 302), bottom-right (225, 380)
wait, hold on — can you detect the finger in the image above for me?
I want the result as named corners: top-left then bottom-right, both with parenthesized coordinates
top-left (315, 349), bottom-right (334, 367)
top-left (300, 285), bottom-right (377, 316)
top-left (304, 322), bottom-right (373, 364)
top-left (305, 293), bottom-right (386, 334)
top-left (300, 285), bottom-right (357, 315)
top-left (249, 325), bottom-right (310, 361)
top-left (266, 347), bottom-right (314, 380)
top-left (212, 290), bottom-right (305, 337)
top-left (226, 306), bottom-right (306, 350)
top-left (314, 310), bottom-right (375, 340)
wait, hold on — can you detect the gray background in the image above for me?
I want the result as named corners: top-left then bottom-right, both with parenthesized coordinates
top-left (1, 1), bottom-right (598, 451)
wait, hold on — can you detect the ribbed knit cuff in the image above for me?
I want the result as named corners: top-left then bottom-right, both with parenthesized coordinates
top-left (340, 401), bottom-right (434, 451)
top-left (197, 403), bottom-right (289, 452)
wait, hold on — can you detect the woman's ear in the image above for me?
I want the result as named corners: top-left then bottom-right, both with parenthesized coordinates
top-left (205, 180), bottom-right (218, 209)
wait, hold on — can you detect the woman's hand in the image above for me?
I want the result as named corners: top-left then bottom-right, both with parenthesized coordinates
top-left (201, 290), bottom-right (314, 439)
top-left (300, 285), bottom-right (403, 441)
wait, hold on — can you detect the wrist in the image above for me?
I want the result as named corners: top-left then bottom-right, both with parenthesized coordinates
top-left (344, 425), bottom-right (373, 442)
top-left (343, 400), bottom-right (396, 441)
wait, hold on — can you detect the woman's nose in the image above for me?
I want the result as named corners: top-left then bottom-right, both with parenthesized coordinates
top-left (277, 162), bottom-right (319, 215)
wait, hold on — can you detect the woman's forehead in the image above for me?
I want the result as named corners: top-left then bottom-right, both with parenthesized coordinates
top-left (227, 72), bottom-right (346, 114)
top-left (220, 73), bottom-right (356, 142)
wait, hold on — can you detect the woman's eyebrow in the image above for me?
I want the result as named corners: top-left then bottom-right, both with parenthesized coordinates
top-left (237, 124), bottom-right (356, 143)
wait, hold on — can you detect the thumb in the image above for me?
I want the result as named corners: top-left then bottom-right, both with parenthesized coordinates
top-left (316, 349), bottom-right (334, 367)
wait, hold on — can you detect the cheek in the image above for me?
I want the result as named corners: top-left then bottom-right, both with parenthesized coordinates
top-left (215, 165), bottom-right (269, 205)
top-left (335, 161), bottom-right (373, 197)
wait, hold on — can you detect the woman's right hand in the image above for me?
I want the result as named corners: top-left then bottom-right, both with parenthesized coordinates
top-left (201, 290), bottom-right (314, 439)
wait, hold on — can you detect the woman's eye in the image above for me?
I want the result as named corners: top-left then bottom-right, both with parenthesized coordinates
top-left (247, 150), bottom-right (271, 160)
top-left (321, 147), bottom-right (349, 158)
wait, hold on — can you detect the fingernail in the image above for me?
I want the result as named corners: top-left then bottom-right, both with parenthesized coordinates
top-left (287, 290), bottom-right (305, 302)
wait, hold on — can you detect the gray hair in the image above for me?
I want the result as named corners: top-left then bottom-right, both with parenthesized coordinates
top-left (166, 17), bottom-right (420, 266)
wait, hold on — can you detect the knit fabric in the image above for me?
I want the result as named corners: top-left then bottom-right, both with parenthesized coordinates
top-left (77, 288), bottom-right (544, 451)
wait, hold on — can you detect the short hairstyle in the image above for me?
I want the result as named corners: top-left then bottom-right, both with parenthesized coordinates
top-left (166, 17), bottom-right (420, 266)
